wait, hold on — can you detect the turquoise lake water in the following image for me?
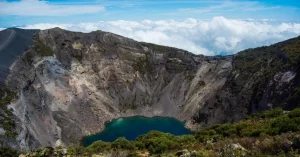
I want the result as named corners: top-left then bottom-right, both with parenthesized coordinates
top-left (82, 116), bottom-right (192, 146)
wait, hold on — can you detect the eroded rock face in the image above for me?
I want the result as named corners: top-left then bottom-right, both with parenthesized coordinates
top-left (4, 28), bottom-right (233, 150)
top-left (192, 36), bottom-right (300, 126)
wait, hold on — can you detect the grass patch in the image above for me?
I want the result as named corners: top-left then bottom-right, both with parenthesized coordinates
top-left (33, 37), bottom-right (53, 56)
top-left (0, 88), bottom-right (17, 137)
top-left (133, 58), bottom-right (153, 74)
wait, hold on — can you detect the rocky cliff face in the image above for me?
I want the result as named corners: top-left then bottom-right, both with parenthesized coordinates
top-left (193, 37), bottom-right (300, 125)
top-left (0, 28), bottom-right (299, 151)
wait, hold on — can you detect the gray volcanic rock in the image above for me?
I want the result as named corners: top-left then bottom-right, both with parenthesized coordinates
top-left (1, 28), bottom-right (300, 151)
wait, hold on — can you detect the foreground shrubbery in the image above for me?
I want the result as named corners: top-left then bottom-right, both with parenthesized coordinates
top-left (195, 107), bottom-right (300, 142)
top-left (20, 108), bottom-right (300, 156)
top-left (0, 147), bottom-right (19, 157)
top-left (0, 89), bottom-right (18, 141)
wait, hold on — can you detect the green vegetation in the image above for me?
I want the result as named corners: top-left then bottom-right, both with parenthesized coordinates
top-left (111, 137), bottom-right (135, 150)
top-left (25, 107), bottom-right (300, 156)
top-left (0, 89), bottom-right (17, 137)
top-left (0, 147), bottom-right (19, 157)
top-left (235, 47), bottom-right (282, 75)
top-left (86, 141), bottom-right (111, 153)
top-left (0, 89), bottom-right (15, 107)
top-left (133, 58), bottom-right (153, 74)
top-left (196, 107), bottom-right (300, 140)
top-left (33, 37), bottom-right (54, 56)
top-left (141, 42), bottom-right (181, 53)
top-left (24, 50), bottom-right (35, 64)
top-left (281, 38), bottom-right (300, 65)
top-left (0, 89), bottom-right (18, 156)
top-left (135, 131), bottom-right (182, 154)
top-left (71, 52), bottom-right (83, 62)
top-left (166, 58), bottom-right (185, 71)
top-left (234, 36), bottom-right (300, 75)
top-left (232, 36), bottom-right (300, 109)
top-left (288, 87), bottom-right (300, 102)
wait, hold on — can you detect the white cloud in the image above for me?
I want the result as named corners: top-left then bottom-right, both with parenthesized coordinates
top-left (0, 0), bottom-right (105, 16)
top-left (21, 17), bottom-right (300, 55)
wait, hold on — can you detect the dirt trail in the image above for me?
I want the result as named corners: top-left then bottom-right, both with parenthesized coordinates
top-left (0, 29), bottom-right (15, 52)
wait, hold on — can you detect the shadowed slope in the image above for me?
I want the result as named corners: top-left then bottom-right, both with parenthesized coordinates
top-left (0, 28), bottom-right (39, 85)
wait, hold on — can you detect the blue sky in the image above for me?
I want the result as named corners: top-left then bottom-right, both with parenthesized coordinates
top-left (0, 0), bottom-right (300, 55)
top-left (1, 0), bottom-right (300, 28)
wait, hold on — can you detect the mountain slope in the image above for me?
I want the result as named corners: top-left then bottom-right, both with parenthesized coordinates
top-left (0, 28), bottom-right (299, 151)
top-left (192, 35), bottom-right (300, 125)
top-left (3, 28), bottom-right (232, 150)
top-left (0, 28), bottom-right (38, 85)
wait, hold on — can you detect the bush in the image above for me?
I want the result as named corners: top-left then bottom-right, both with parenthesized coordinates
top-left (250, 108), bottom-right (284, 119)
top-left (86, 140), bottom-right (111, 153)
top-left (0, 147), bottom-right (19, 157)
top-left (148, 141), bottom-right (168, 154)
top-left (271, 116), bottom-right (299, 133)
top-left (134, 141), bottom-right (145, 150)
top-left (176, 135), bottom-right (196, 144)
top-left (111, 137), bottom-right (135, 150)
top-left (288, 108), bottom-right (300, 118)
top-left (0, 89), bottom-right (18, 137)
top-left (136, 131), bottom-right (178, 154)
top-left (34, 38), bottom-right (53, 56)
top-left (67, 146), bottom-right (87, 155)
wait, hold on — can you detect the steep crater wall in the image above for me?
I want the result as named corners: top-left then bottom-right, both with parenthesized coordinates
top-left (4, 28), bottom-right (233, 150)
top-left (2, 28), bottom-right (300, 152)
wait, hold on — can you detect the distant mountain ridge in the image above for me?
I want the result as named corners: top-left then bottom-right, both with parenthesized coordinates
top-left (0, 28), bottom-right (299, 152)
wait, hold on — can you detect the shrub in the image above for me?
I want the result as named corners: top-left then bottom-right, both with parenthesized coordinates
top-left (288, 108), bottom-right (300, 118)
top-left (271, 116), bottom-right (299, 133)
top-left (176, 135), bottom-right (196, 144)
top-left (147, 141), bottom-right (168, 154)
top-left (136, 131), bottom-right (178, 154)
top-left (132, 58), bottom-right (153, 74)
top-left (265, 107), bottom-right (284, 118)
top-left (134, 141), bottom-right (145, 150)
top-left (0, 147), bottom-right (19, 157)
top-left (0, 89), bottom-right (18, 137)
top-left (86, 140), bottom-right (111, 153)
top-left (250, 107), bottom-right (284, 119)
top-left (34, 38), bottom-right (53, 56)
top-left (111, 137), bottom-right (135, 150)
top-left (67, 146), bottom-right (87, 155)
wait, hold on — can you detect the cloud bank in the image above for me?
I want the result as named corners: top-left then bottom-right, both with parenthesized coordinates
top-left (0, 0), bottom-right (104, 16)
top-left (21, 17), bottom-right (300, 55)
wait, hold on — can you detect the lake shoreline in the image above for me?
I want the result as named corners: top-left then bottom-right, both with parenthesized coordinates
top-left (81, 116), bottom-right (194, 147)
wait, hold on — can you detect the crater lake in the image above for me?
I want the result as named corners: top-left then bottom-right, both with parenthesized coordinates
top-left (82, 116), bottom-right (192, 146)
